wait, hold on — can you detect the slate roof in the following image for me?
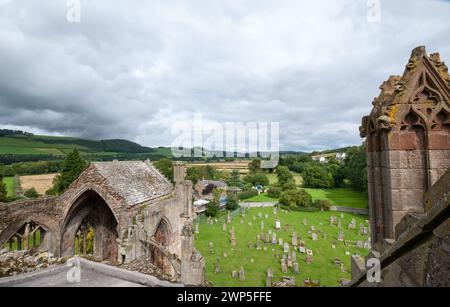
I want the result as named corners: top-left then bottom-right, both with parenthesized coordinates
top-left (92, 160), bottom-right (173, 206)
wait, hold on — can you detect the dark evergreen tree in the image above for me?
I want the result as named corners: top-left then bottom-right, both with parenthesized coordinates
top-left (53, 149), bottom-right (87, 194)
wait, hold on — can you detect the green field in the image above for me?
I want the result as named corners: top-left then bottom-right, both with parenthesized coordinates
top-left (2, 177), bottom-right (15, 198)
top-left (245, 193), bottom-right (278, 203)
top-left (304, 188), bottom-right (368, 209)
top-left (195, 207), bottom-right (370, 287)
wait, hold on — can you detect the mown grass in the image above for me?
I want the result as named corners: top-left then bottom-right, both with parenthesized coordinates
top-left (245, 193), bottom-right (278, 203)
top-left (304, 188), bottom-right (368, 209)
top-left (195, 207), bottom-right (370, 287)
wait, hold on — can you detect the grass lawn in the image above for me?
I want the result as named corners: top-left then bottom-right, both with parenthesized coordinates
top-left (195, 207), bottom-right (370, 287)
top-left (304, 188), bottom-right (368, 209)
top-left (245, 193), bottom-right (278, 203)
top-left (2, 177), bottom-right (15, 198)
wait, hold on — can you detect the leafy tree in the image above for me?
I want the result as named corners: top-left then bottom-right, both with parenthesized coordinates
top-left (0, 175), bottom-right (7, 202)
top-left (226, 170), bottom-right (242, 187)
top-left (24, 188), bottom-right (39, 198)
top-left (303, 164), bottom-right (333, 189)
top-left (154, 158), bottom-right (174, 182)
top-left (279, 189), bottom-right (312, 209)
top-left (53, 149), bottom-right (88, 194)
top-left (186, 165), bottom-right (221, 185)
top-left (226, 192), bottom-right (239, 211)
top-left (276, 166), bottom-right (294, 187)
top-left (344, 145), bottom-right (368, 191)
top-left (327, 157), bottom-right (345, 188)
top-left (248, 159), bottom-right (261, 173)
top-left (267, 186), bottom-right (282, 199)
top-left (206, 189), bottom-right (222, 217)
top-left (282, 179), bottom-right (297, 191)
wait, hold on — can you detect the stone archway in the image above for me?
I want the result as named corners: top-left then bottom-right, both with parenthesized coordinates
top-left (0, 221), bottom-right (54, 255)
top-left (60, 190), bottom-right (119, 262)
top-left (149, 218), bottom-right (172, 273)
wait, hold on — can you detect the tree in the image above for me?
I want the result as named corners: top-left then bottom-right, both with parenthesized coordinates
top-left (0, 175), bottom-right (7, 202)
top-left (276, 166), bottom-right (294, 186)
top-left (52, 149), bottom-right (88, 194)
top-left (24, 188), bottom-right (39, 198)
top-left (248, 159), bottom-right (261, 173)
top-left (279, 189), bottom-right (312, 209)
top-left (206, 189), bottom-right (222, 217)
top-left (327, 157), bottom-right (345, 188)
top-left (282, 179), bottom-right (297, 191)
top-left (303, 164), bottom-right (333, 189)
top-left (344, 145), bottom-right (367, 191)
top-left (226, 170), bottom-right (242, 187)
top-left (154, 158), bottom-right (174, 182)
top-left (226, 192), bottom-right (239, 211)
top-left (267, 186), bottom-right (282, 199)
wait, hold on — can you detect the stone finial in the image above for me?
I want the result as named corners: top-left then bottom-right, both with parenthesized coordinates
top-left (174, 161), bottom-right (186, 183)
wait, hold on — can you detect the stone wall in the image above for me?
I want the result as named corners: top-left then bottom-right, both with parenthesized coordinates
top-left (350, 173), bottom-right (450, 287)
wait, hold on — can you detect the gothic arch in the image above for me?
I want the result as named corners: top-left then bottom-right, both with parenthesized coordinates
top-left (60, 190), bottom-right (119, 262)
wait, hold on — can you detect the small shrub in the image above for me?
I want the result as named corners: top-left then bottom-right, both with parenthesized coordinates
top-left (24, 188), bottom-right (39, 198)
top-left (267, 186), bottom-right (282, 199)
top-left (313, 199), bottom-right (332, 211)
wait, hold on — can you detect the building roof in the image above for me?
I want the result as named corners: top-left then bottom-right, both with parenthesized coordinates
top-left (92, 160), bottom-right (173, 206)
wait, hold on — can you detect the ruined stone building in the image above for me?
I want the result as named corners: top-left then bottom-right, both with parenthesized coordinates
top-left (0, 160), bottom-right (205, 285)
top-left (353, 46), bottom-right (450, 286)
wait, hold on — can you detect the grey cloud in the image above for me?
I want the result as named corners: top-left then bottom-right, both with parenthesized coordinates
top-left (0, 0), bottom-right (449, 151)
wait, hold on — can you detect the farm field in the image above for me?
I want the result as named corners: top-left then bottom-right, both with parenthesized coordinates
top-left (19, 174), bottom-right (57, 195)
top-left (304, 188), bottom-right (368, 209)
top-left (266, 172), bottom-right (303, 186)
top-left (195, 207), bottom-right (370, 287)
top-left (2, 177), bottom-right (15, 198)
top-left (186, 161), bottom-right (251, 175)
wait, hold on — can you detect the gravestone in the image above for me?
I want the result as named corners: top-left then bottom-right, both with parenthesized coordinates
top-left (303, 219), bottom-right (308, 226)
top-left (312, 233), bottom-right (318, 241)
top-left (279, 238), bottom-right (284, 246)
top-left (356, 241), bottom-right (364, 248)
top-left (306, 249), bottom-right (313, 256)
top-left (271, 233), bottom-right (277, 244)
top-left (311, 225), bottom-right (315, 231)
top-left (265, 214), bottom-right (269, 219)
top-left (293, 262), bottom-right (300, 274)
top-left (231, 271), bottom-right (238, 278)
top-left (261, 221), bottom-right (265, 231)
top-left (275, 220), bottom-right (281, 230)
top-left (284, 224), bottom-right (290, 232)
top-left (223, 223), bottom-right (227, 232)
top-left (281, 259), bottom-right (288, 273)
top-left (283, 243), bottom-right (290, 253)
top-left (364, 240), bottom-right (371, 250)
top-left (299, 246), bottom-right (306, 254)
top-left (227, 211), bottom-right (232, 224)
top-left (239, 267), bottom-right (245, 281)
top-left (215, 257), bottom-right (221, 273)
top-left (230, 227), bottom-right (237, 247)
top-left (306, 254), bottom-right (313, 265)
top-left (292, 251), bottom-right (297, 262)
top-left (258, 212), bottom-right (263, 219)
top-left (256, 239), bottom-right (262, 250)
top-left (338, 230), bottom-right (344, 241)
top-left (209, 242), bottom-right (214, 254)
top-left (266, 268), bottom-right (273, 287)
top-left (287, 252), bottom-right (293, 267)
top-left (292, 232), bottom-right (298, 246)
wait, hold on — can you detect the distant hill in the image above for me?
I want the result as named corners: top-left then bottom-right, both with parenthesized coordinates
top-left (0, 129), bottom-right (172, 164)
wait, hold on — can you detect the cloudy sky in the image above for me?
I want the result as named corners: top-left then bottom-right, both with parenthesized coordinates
top-left (0, 0), bottom-right (449, 152)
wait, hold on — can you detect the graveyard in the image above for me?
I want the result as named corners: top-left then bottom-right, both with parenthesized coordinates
top-left (194, 207), bottom-right (370, 287)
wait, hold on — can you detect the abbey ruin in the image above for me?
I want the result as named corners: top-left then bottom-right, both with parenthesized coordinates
top-left (0, 160), bottom-right (205, 285)
top-left (353, 46), bottom-right (450, 286)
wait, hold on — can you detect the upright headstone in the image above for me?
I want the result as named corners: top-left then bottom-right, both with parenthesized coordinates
top-left (275, 219), bottom-right (281, 230)
top-left (223, 223), bottom-right (227, 232)
top-left (293, 262), bottom-right (300, 274)
top-left (266, 268), bottom-right (273, 287)
top-left (239, 267), bottom-right (245, 281)
top-left (312, 233), bottom-right (318, 241)
top-left (283, 243), bottom-right (290, 253)
top-left (271, 233), bottom-right (277, 244)
top-left (281, 258), bottom-right (288, 273)
top-left (306, 254), bottom-right (313, 265)
top-left (261, 221), bottom-right (265, 231)
top-left (227, 211), bottom-right (232, 224)
top-left (303, 218), bottom-right (308, 226)
top-left (279, 238), bottom-right (284, 246)
top-left (230, 227), bottom-right (237, 247)
top-left (215, 257), bottom-right (221, 273)
top-left (338, 230), bottom-right (344, 241)
top-left (291, 251), bottom-right (297, 262)
top-left (292, 232), bottom-right (298, 246)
